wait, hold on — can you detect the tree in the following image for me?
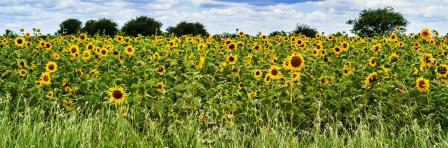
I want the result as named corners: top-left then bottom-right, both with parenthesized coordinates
top-left (167, 22), bottom-right (208, 36)
top-left (347, 7), bottom-right (408, 37)
top-left (57, 18), bottom-right (82, 35)
top-left (82, 18), bottom-right (118, 36)
top-left (122, 16), bottom-right (162, 36)
top-left (291, 24), bottom-right (318, 37)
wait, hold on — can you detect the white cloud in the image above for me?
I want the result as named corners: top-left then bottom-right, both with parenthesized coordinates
top-left (0, 0), bottom-right (447, 35)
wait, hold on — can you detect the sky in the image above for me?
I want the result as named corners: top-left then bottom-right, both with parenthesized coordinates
top-left (1, 0), bottom-right (448, 35)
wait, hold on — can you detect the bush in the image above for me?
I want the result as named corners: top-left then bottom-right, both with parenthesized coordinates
top-left (57, 19), bottom-right (82, 35)
top-left (122, 16), bottom-right (162, 37)
top-left (291, 24), bottom-right (318, 37)
top-left (347, 7), bottom-right (408, 37)
top-left (167, 22), bottom-right (208, 36)
top-left (82, 18), bottom-right (118, 36)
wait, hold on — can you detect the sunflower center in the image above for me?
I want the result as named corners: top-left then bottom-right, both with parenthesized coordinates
top-left (49, 65), bottom-right (54, 70)
top-left (290, 56), bottom-right (302, 68)
top-left (157, 67), bottom-right (164, 72)
top-left (101, 50), bottom-right (106, 55)
top-left (418, 80), bottom-right (426, 88)
top-left (43, 75), bottom-right (49, 82)
top-left (229, 44), bottom-right (235, 49)
top-left (46, 44), bottom-right (50, 48)
top-left (71, 47), bottom-right (77, 53)
top-left (369, 75), bottom-right (377, 83)
top-left (255, 71), bottom-right (260, 75)
top-left (438, 67), bottom-right (447, 74)
top-left (232, 68), bottom-right (238, 73)
top-left (17, 39), bottom-right (23, 44)
top-left (229, 56), bottom-right (235, 62)
top-left (343, 43), bottom-right (348, 48)
top-left (271, 69), bottom-right (279, 76)
top-left (127, 47), bottom-right (132, 52)
top-left (112, 90), bottom-right (123, 99)
top-left (335, 47), bottom-right (340, 52)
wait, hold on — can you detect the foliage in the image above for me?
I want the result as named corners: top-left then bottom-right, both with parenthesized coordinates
top-left (347, 7), bottom-right (408, 37)
top-left (57, 18), bottom-right (82, 35)
top-left (82, 18), bottom-right (118, 36)
top-left (291, 24), bottom-right (318, 37)
top-left (167, 21), bottom-right (208, 36)
top-left (1, 27), bottom-right (448, 146)
top-left (122, 16), bottom-right (162, 37)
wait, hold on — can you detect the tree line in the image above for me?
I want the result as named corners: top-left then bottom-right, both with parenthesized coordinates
top-left (22, 7), bottom-right (410, 37)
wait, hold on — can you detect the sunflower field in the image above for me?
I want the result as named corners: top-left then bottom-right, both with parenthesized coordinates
top-left (1, 28), bottom-right (448, 147)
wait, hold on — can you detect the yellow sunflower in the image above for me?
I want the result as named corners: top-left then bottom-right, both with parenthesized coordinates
top-left (15, 37), bottom-right (25, 47)
top-left (415, 77), bottom-right (429, 93)
top-left (368, 57), bottom-right (377, 67)
top-left (332, 46), bottom-right (342, 55)
top-left (156, 82), bottom-right (165, 92)
top-left (226, 54), bottom-right (237, 65)
top-left (267, 65), bottom-right (282, 80)
top-left (40, 72), bottom-right (51, 86)
top-left (287, 52), bottom-right (305, 71)
top-left (364, 72), bottom-right (378, 87)
top-left (125, 45), bottom-right (135, 56)
top-left (155, 66), bottom-right (165, 74)
top-left (420, 28), bottom-right (431, 40)
top-left (18, 69), bottom-right (27, 77)
top-left (253, 69), bottom-right (262, 79)
top-left (45, 61), bottom-right (58, 73)
top-left (109, 87), bottom-right (127, 105)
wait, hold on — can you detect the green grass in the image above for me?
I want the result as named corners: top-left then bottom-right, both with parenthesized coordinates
top-left (1, 99), bottom-right (448, 148)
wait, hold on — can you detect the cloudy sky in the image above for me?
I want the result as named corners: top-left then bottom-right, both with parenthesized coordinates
top-left (1, 0), bottom-right (447, 35)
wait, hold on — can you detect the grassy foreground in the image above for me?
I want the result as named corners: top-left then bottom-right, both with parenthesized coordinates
top-left (1, 101), bottom-right (447, 147)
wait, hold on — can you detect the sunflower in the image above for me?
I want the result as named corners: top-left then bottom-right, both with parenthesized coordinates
top-left (227, 43), bottom-right (237, 51)
top-left (52, 52), bottom-right (61, 60)
top-left (238, 31), bottom-right (244, 37)
top-left (372, 44), bottom-right (381, 53)
top-left (342, 67), bottom-right (353, 77)
top-left (47, 90), bottom-right (54, 98)
top-left (156, 82), bottom-right (165, 92)
top-left (226, 54), bottom-right (237, 65)
top-left (63, 99), bottom-right (74, 110)
top-left (116, 36), bottom-right (124, 42)
top-left (253, 44), bottom-right (261, 51)
top-left (17, 59), bottom-right (27, 69)
top-left (41, 72), bottom-right (51, 86)
top-left (290, 71), bottom-right (301, 81)
top-left (253, 69), bottom-right (262, 79)
top-left (82, 50), bottom-right (91, 61)
top-left (416, 77), bottom-right (429, 93)
top-left (390, 33), bottom-right (397, 41)
top-left (363, 72), bottom-right (378, 87)
top-left (18, 69), bottom-right (27, 77)
top-left (155, 66), bottom-right (165, 74)
top-left (86, 42), bottom-right (95, 51)
top-left (79, 33), bottom-right (87, 41)
top-left (388, 52), bottom-right (399, 62)
top-left (420, 53), bottom-right (435, 67)
top-left (35, 80), bottom-right (43, 87)
top-left (237, 82), bottom-right (244, 89)
top-left (312, 49), bottom-right (319, 57)
top-left (231, 67), bottom-right (239, 76)
top-left (64, 86), bottom-right (73, 94)
top-left (99, 48), bottom-right (108, 57)
top-left (420, 28), bottom-right (431, 40)
top-left (70, 44), bottom-right (80, 55)
top-left (153, 52), bottom-right (160, 60)
top-left (44, 42), bottom-right (52, 50)
top-left (109, 87), bottom-right (127, 105)
top-left (341, 41), bottom-right (349, 51)
top-left (125, 45), bottom-right (135, 55)
top-left (198, 44), bottom-right (206, 50)
top-left (319, 76), bottom-right (331, 86)
top-left (436, 64), bottom-right (448, 78)
top-left (368, 57), bottom-right (377, 67)
top-left (45, 61), bottom-right (58, 73)
top-left (261, 35), bottom-right (268, 41)
top-left (247, 92), bottom-right (257, 99)
top-left (267, 65), bottom-right (282, 80)
top-left (332, 46), bottom-right (342, 55)
top-left (288, 52), bottom-right (305, 71)
top-left (15, 37), bottom-right (25, 47)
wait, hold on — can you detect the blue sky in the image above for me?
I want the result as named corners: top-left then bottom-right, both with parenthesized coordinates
top-left (1, 0), bottom-right (448, 35)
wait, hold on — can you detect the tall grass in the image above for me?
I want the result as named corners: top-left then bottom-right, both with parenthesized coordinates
top-left (1, 97), bottom-right (447, 147)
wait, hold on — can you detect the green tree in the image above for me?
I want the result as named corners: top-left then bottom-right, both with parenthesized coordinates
top-left (57, 18), bottom-right (82, 35)
top-left (347, 7), bottom-right (408, 37)
top-left (291, 24), bottom-right (318, 37)
top-left (82, 18), bottom-right (118, 36)
top-left (167, 22), bottom-right (208, 36)
top-left (122, 16), bottom-right (162, 37)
